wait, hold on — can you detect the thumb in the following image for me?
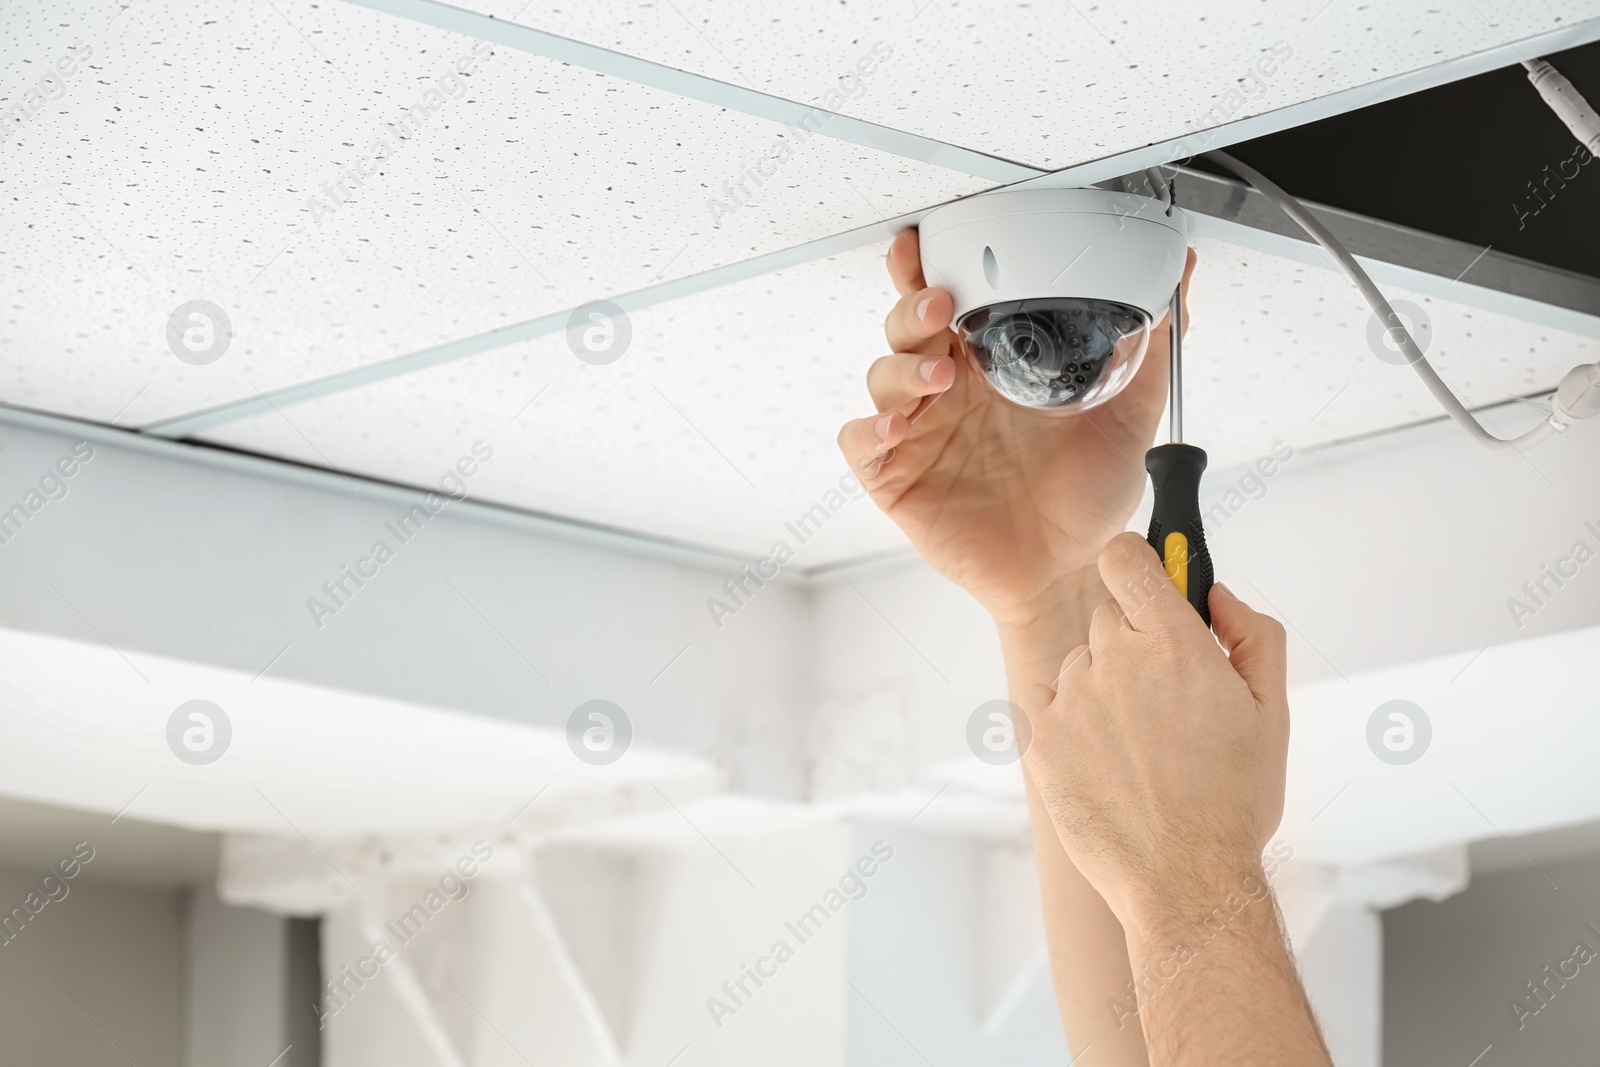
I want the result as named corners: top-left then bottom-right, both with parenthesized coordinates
top-left (1209, 583), bottom-right (1288, 706)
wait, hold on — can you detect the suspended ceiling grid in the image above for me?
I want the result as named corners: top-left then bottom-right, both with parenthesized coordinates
top-left (386, 0), bottom-right (1600, 170)
top-left (193, 235), bottom-right (1600, 563)
top-left (1, 0), bottom-right (992, 424)
top-left (4, 0), bottom-right (1600, 563)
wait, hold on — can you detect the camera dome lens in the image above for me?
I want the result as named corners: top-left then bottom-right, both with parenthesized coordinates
top-left (956, 298), bottom-right (1151, 412)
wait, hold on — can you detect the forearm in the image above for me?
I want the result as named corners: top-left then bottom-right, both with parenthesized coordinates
top-left (997, 569), bottom-right (1148, 1066)
top-left (1123, 864), bottom-right (1329, 1066)
top-left (1022, 778), bottom-right (1149, 1064)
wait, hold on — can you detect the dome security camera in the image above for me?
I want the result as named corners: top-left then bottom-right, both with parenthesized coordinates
top-left (918, 187), bottom-right (1192, 413)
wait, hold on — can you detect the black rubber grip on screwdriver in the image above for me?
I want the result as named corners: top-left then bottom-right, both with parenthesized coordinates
top-left (1145, 443), bottom-right (1214, 627)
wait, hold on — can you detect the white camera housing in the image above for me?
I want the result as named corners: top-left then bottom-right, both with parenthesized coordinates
top-left (919, 187), bottom-right (1192, 412)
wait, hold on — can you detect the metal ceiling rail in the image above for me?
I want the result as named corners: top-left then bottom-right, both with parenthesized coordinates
top-left (140, 208), bottom-right (934, 439)
top-left (348, 0), bottom-right (1041, 183)
top-left (140, 4), bottom-right (1600, 438)
top-left (7, 389), bottom-right (1547, 591)
top-left (144, 160), bottom-right (1600, 441)
top-left (343, 0), bottom-right (1600, 187)
top-left (0, 403), bottom-right (781, 578)
top-left (1162, 166), bottom-right (1600, 338)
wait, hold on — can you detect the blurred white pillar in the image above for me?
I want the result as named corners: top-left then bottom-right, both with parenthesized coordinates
top-left (184, 883), bottom-right (312, 1067)
top-left (1277, 846), bottom-right (1469, 1067)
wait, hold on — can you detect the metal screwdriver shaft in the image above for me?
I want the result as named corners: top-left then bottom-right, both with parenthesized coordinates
top-left (1145, 286), bottom-right (1215, 626)
top-left (1169, 286), bottom-right (1183, 444)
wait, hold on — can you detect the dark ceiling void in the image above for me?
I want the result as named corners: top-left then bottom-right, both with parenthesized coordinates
top-left (1187, 39), bottom-right (1600, 280)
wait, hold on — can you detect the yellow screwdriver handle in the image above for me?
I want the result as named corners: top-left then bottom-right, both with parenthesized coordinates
top-left (1145, 443), bottom-right (1214, 627)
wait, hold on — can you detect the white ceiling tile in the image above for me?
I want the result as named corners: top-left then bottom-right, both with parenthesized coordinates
top-left (7, 0), bottom-right (1596, 566)
top-left (195, 242), bottom-right (910, 565)
top-left (192, 233), bottom-right (1600, 564)
top-left (473, 0), bottom-right (1600, 169)
top-left (0, 0), bottom-right (989, 425)
top-left (1180, 235), bottom-right (1600, 466)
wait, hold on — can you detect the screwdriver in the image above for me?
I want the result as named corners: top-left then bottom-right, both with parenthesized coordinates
top-left (1145, 286), bottom-right (1215, 627)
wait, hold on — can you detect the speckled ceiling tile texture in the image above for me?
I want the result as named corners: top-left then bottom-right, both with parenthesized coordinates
top-left (480, 0), bottom-right (1600, 168)
top-left (4, 0), bottom-right (1597, 558)
top-left (0, 0), bottom-right (991, 423)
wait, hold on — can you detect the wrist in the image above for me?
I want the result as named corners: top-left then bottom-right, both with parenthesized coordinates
top-left (991, 563), bottom-right (1107, 690)
top-left (1120, 857), bottom-right (1276, 944)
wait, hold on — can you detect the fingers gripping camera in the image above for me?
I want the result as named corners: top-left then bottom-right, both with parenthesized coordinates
top-left (918, 188), bottom-right (1192, 413)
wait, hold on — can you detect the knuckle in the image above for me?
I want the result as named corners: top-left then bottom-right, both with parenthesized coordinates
top-left (1100, 532), bottom-right (1143, 569)
top-left (888, 227), bottom-right (915, 263)
top-left (1130, 562), bottom-right (1166, 600)
top-left (1144, 627), bottom-right (1187, 659)
top-left (1057, 646), bottom-right (1090, 682)
top-left (856, 447), bottom-right (893, 481)
top-left (882, 300), bottom-right (907, 336)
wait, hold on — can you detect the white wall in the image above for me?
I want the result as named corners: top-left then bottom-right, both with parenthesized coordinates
top-left (807, 559), bottom-right (1003, 801)
top-left (1384, 849), bottom-right (1600, 1064)
top-left (185, 883), bottom-right (320, 1067)
top-left (0, 800), bottom-right (320, 1067)
top-left (0, 863), bottom-right (186, 1064)
top-left (843, 809), bottom-right (1068, 1066)
top-left (1295, 898), bottom-right (1383, 1066)
top-left (0, 419), bottom-right (813, 800)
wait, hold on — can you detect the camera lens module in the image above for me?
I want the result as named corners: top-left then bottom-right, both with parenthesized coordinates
top-left (957, 298), bottom-right (1151, 411)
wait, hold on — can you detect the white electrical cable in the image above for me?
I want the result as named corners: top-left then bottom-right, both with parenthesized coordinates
top-left (1204, 149), bottom-right (1563, 454)
top-left (1523, 59), bottom-right (1600, 155)
top-left (1144, 167), bottom-right (1173, 211)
